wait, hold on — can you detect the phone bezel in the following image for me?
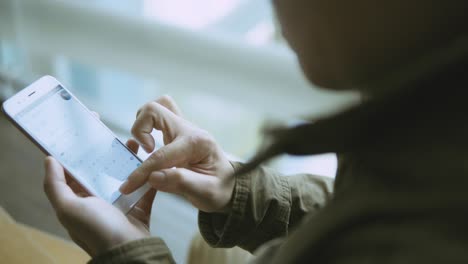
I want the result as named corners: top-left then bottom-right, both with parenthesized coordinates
top-left (1, 75), bottom-right (150, 214)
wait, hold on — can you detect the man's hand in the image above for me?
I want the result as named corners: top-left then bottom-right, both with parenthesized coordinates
top-left (44, 140), bottom-right (156, 257)
top-left (119, 96), bottom-right (235, 213)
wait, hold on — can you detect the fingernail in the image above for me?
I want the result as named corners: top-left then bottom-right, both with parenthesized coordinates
top-left (150, 171), bottom-right (166, 187)
top-left (152, 171), bottom-right (165, 179)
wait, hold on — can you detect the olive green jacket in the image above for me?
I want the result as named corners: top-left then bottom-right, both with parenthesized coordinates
top-left (90, 39), bottom-right (468, 263)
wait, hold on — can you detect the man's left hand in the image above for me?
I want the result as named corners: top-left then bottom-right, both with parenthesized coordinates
top-left (43, 139), bottom-right (157, 257)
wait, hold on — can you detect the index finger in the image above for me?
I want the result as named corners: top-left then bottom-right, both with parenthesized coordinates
top-left (43, 157), bottom-right (77, 210)
top-left (119, 137), bottom-right (191, 194)
top-left (131, 102), bottom-right (185, 153)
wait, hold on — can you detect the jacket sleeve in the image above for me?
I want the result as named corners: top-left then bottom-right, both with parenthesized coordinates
top-left (88, 237), bottom-right (176, 264)
top-left (198, 162), bottom-right (334, 253)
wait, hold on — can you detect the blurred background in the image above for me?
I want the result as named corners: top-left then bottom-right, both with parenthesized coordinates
top-left (0, 0), bottom-right (358, 263)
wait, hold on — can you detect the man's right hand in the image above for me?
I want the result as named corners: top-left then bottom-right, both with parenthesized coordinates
top-left (119, 96), bottom-right (235, 213)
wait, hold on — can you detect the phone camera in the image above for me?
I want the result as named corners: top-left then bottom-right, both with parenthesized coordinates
top-left (60, 90), bottom-right (72, 100)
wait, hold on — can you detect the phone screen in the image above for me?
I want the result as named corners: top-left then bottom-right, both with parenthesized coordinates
top-left (14, 85), bottom-right (141, 203)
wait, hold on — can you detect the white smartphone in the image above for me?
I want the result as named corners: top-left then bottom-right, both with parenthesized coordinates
top-left (2, 75), bottom-right (150, 213)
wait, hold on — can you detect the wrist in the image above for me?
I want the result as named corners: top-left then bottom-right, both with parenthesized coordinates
top-left (217, 192), bottom-right (234, 214)
top-left (93, 228), bottom-right (150, 257)
top-left (216, 162), bottom-right (237, 214)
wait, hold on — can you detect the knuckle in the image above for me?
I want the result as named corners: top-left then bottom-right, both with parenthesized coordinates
top-left (147, 101), bottom-right (160, 112)
top-left (158, 95), bottom-right (172, 104)
top-left (187, 133), bottom-right (217, 157)
top-left (150, 149), bottom-right (166, 163)
top-left (144, 101), bottom-right (156, 110)
top-left (187, 132), bottom-right (215, 147)
top-left (139, 102), bottom-right (159, 116)
top-left (171, 170), bottom-right (186, 191)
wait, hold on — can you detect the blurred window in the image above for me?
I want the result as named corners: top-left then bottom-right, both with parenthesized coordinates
top-left (91, 0), bottom-right (278, 45)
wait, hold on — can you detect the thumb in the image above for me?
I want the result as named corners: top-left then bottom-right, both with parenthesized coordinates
top-left (148, 168), bottom-right (221, 211)
top-left (44, 157), bottom-right (77, 210)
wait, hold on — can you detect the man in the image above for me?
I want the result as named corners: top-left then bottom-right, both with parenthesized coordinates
top-left (44, 0), bottom-right (468, 263)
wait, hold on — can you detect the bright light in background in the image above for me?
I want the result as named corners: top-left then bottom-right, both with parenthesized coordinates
top-left (143, 0), bottom-right (243, 29)
top-left (142, 0), bottom-right (277, 45)
top-left (245, 21), bottom-right (275, 45)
